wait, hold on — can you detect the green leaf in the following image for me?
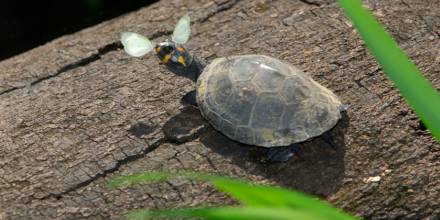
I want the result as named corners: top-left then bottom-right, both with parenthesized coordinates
top-left (338, 0), bottom-right (440, 142)
top-left (125, 206), bottom-right (342, 220)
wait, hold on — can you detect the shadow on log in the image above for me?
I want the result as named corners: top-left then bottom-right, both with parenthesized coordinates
top-left (163, 106), bottom-right (349, 197)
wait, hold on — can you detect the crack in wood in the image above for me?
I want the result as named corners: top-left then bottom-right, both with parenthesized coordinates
top-left (39, 110), bottom-right (212, 201)
top-left (198, 0), bottom-right (240, 23)
top-left (0, 42), bottom-right (122, 96)
top-left (37, 106), bottom-right (212, 201)
top-left (298, 0), bottom-right (322, 7)
top-left (0, 37), bottom-right (157, 96)
top-left (39, 137), bottom-right (166, 201)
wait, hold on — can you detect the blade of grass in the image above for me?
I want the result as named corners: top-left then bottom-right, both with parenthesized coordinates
top-left (125, 206), bottom-right (337, 220)
top-left (338, 0), bottom-right (440, 141)
top-left (211, 178), bottom-right (356, 220)
top-left (107, 171), bottom-right (227, 188)
top-left (108, 171), bottom-right (357, 220)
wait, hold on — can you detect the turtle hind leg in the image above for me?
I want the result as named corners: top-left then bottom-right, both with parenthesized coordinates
top-left (322, 132), bottom-right (337, 150)
top-left (266, 144), bottom-right (300, 162)
top-left (181, 90), bottom-right (198, 107)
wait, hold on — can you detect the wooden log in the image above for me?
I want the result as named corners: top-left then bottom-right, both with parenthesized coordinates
top-left (1, 0), bottom-right (439, 219)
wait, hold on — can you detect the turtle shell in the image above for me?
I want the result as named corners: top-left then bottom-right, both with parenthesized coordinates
top-left (196, 55), bottom-right (342, 147)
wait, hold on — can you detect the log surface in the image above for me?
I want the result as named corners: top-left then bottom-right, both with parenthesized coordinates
top-left (1, 0), bottom-right (439, 219)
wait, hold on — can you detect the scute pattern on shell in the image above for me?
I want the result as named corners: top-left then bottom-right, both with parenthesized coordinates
top-left (196, 55), bottom-right (342, 147)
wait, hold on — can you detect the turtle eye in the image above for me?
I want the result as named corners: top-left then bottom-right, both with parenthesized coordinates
top-left (162, 45), bottom-right (174, 54)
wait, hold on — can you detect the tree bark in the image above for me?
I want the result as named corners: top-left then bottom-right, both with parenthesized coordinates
top-left (1, 0), bottom-right (439, 219)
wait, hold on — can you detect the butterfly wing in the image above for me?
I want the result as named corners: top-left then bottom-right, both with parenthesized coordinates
top-left (121, 32), bottom-right (154, 57)
top-left (171, 14), bottom-right (191, 44)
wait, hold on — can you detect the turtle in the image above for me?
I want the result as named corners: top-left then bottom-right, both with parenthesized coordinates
top-left (121, 14), bottom-right (347, 162)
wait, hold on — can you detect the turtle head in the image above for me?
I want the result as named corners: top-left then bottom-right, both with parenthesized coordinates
top-left (121, 14), bottom-right (204, 81)
top-left (154, 41), bottom-right (192, 74)
top-left (121, 14), bottom-right (203, 81)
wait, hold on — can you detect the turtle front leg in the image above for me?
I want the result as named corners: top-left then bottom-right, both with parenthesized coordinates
top-left (181, 90), bottom-right (198, 107)
top-left (322, 132), bottom-right (337, 150)
top-left (267, 144), bottom-right (300, 162)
